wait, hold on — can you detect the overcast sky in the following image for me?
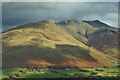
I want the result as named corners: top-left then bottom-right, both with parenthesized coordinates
top-left (2, 2), bottom-right (118, 31)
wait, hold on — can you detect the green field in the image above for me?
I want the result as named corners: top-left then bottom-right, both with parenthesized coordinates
top-left (0, 69), bottom-right (2, 79)
top-left (2, 66), bottom-right (119, 79)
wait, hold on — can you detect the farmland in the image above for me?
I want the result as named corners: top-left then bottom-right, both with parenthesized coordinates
top-left (1, 65), bottom-right (120, 79)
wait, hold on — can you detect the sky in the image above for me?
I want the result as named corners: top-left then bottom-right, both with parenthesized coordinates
top-left (2, 2), bottom-right (118, 31)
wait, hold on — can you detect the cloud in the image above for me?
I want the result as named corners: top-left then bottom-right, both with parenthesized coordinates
top-left (2, 2), bottom-right (118, 31)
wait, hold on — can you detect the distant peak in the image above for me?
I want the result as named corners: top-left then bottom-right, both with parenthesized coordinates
top-left (70, 19), bottom-right (79, 21)
top-left (41, 20), bottom-right (54, 23)
top-left (93, 20), bottom-right (100, 22)
top-left (83, 20), bottom-right (111, 28)
top-left (83, 20), bottom-right (101, 22)
top-left (57, 19), bottom-right (81, 25)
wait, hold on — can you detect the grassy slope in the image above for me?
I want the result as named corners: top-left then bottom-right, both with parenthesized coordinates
top-left (56, 19), bottom-right (99, 45)
top-left (2, 20), bottom-right (115, 68)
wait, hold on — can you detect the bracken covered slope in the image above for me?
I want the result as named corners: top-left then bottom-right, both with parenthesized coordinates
top-left (83, 20), bottom-right (119, 58)
top-left (88, 29), bottom-right (119, 58)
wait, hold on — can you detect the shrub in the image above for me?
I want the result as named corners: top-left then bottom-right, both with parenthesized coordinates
top-left (91, 72), bottom-right (97, 75)
top-left (79, 70), bottom-right (89, 72)
top-left (23, 71), bottom-right (26, 74)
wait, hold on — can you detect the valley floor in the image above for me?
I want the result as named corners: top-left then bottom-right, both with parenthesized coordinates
top-left (1, 67), bottom-right (120, 79)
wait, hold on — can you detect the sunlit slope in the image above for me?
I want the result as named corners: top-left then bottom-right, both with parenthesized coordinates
top-left (2, 20), bottom-right (114, 68)
top-left (3, 20), bottom-right (85, 48)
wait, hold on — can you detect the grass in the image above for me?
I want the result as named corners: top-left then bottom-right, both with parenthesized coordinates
top-left (20, 72), bottom-right (67, 78)
top-left (106, 61), bottom-right (119, 67)
top-left (50, 69), bottom-right (92, 76)
top-left (0, 69), bottom-right (2, 79)
top-left (2, 67), bottom-right (25, 78)
top-left (2, 67), bottom-right (119, 78)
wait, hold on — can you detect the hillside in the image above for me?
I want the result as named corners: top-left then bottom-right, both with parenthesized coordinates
top-left (2, 20), bottom-right (117, 68)
top-left (56, 19), bottom-right (119, 58)
top-left (56, 19), bottom-right (99, 45)
top-left (83, 20), bottom-right (119, 58)
top-left (88, 29), bottom-right (119, 58)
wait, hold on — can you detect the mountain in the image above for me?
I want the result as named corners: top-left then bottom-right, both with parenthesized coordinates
top-left (83, 20), bottom-right (112, 28)
top-left (2, 20), bottom-right (117, 68)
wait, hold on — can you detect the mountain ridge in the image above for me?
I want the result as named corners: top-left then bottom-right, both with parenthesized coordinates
top-left (3, 19), bottom-right (119, 33)
top-left (83, 20), bottom-right (112, 28)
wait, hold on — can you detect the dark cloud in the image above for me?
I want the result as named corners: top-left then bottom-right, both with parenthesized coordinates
top-left (2, 2), bottom-right (118, 31)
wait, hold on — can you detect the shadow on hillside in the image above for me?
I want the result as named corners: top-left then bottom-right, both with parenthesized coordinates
top-left (2, 44), bottom-right (97, 68)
